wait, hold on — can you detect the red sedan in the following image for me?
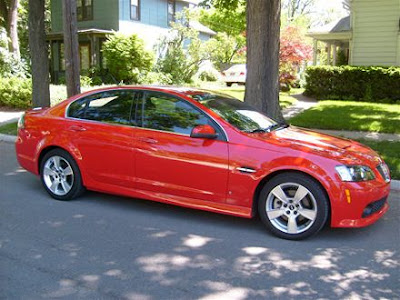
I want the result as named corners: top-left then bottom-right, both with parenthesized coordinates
top-left (15, 87), bottom-right (391, 239)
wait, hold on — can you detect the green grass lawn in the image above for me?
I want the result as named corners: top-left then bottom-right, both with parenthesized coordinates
top-left (290, 100), bottom-right (400, 134)
top-left (215, 87), bottom-right (298, 109)
top-left (0, 122), bottom-right (18, 135)
top-left (356, 139), bottom-right (400, 180)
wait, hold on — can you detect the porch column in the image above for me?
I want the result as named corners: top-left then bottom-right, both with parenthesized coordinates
top-left (313, 39), bottom-right (318, 65)
top-left (89, 35), bottom-right (98, 67)
top-left (332, 45), bottom-right (337, 66)
top-left (327, 43), bottom-right (331, 65)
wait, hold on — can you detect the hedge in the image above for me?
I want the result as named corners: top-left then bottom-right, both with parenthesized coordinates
top-left (0, 77), bottom-right (32, 108)
top-left (304, 66), bottom-right (400, 104)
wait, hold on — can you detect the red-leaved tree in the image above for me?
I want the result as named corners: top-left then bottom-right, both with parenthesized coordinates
top-left (279, 25), bottom-right (312, 88)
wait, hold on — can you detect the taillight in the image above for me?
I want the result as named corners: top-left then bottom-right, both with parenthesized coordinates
top-left (222, 71), bottom-right (226, 76)
top-left (17, 114), bottom-right (25, 129)
top-left (239, 72), bottom-right (245, 76)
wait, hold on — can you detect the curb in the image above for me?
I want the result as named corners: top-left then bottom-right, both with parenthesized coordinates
top-left (1, 133), bottom-right (399, 191)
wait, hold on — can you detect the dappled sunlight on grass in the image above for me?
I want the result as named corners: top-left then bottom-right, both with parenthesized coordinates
top-left (290, 101), bottom-right (400, 134)
top-left (356, 139), bottom-right (400, 179)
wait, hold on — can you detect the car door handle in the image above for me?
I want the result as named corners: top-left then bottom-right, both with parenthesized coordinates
top-left (68, 125), bottom-right (87, 132)
top-left (138, 137), bottom-right (158, 144)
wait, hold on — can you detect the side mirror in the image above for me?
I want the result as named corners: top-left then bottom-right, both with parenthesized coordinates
top-left (190, 124), bottom-right (218, 139)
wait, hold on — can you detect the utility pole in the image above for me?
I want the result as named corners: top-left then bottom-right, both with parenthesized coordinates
top-left (62, 0), bottom-right (81, 97)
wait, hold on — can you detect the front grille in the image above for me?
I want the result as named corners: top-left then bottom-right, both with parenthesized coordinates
top-left (362, 197), bottom-right (387, 218)
top-left (376, 164), bottom-right (390, 183)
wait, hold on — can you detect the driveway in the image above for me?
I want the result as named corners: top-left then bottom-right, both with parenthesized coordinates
top-left (1, 141), bottom-right (399, 299)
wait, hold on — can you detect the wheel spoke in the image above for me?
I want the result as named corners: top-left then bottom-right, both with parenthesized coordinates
top-left (298, 208), bottom-right (317, 221)
top-left (43, 166), bottom-right (56, 177)
top-left (271, 186), bottom-right (289, 203)
top-left (63, 166), bottom-right (73, 176)
top-left (52, 156), bottom-right (61, 170)
top-left (267, 208), bottom-right (285, 220)
top-left (293, 185), bottom-right (309, 203)
top-left (49, 180), bottom-right (59, 193)
top-left (287, 216), bottom-right (298, 234)
top-left (60, 180), bottom-right (71, 193)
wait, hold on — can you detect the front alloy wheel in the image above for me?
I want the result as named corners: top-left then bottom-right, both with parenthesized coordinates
top-left (259, 173), bottom-right (329, 240)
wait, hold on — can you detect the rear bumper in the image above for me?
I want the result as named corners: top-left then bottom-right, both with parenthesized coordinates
top-left (15, 130), bottom-right (39, 175)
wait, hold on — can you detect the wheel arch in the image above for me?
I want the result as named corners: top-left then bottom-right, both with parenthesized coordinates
top-left (252, 169), bottom-right (332, 223)
top-left (38, 145), bottom-right (78, 175)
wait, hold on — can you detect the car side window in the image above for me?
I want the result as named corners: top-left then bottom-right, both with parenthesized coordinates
top-left (68, 90), bottom-right (137, 125)
top-left (141, 92), bottom-right (212, 135)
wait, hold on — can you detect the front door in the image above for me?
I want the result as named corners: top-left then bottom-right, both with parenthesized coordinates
top-left (135, 91), bottom-right (229, 203)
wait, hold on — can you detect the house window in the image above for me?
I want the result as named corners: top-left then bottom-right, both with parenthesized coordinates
top-left (77, 0), bottom-right (93, 21)
top-left (167, 0), bottom-right (175, 24)
top-left (130, 0), bottom-right (140, 21)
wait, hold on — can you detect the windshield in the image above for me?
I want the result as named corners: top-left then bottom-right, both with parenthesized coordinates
top-left (187, 91), bottom-right (278, 133)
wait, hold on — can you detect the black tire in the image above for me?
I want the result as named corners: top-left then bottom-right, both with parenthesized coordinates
top-left (226, 82), bottom-right (233, 87)
top-left (40, 148), bottom-right (85, 200)
top-left (258, 172), bottom-right (329, 240)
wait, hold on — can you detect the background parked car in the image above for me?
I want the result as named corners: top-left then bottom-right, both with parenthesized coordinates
top-left (222, 64), bottom-right (246, 87)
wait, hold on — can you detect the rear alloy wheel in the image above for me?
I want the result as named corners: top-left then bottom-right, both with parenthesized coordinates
top-left (40, 149), bottom-right (85, 200)
top-left (258, 173), bottom-right (329, 240)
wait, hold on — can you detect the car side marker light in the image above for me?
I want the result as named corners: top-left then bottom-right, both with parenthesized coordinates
top-left (345, 189), bottom-right (351, 204)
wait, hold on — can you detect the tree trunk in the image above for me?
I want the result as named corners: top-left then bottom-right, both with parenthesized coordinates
top-left (8, 0), bottom-right (20, 58)
top-left (62, 0), bottom-right (81, 97)
top-left (244, 0), bottom-right (284, 122)
top-left (28, 0), bottom-right (50, 108)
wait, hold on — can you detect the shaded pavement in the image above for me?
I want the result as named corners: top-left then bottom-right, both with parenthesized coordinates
top-left (1, 142), bottom-right (400, 299)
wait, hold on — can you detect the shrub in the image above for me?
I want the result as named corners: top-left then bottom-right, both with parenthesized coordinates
top-left (198, 70), bottom-right (219, 82)
top-left (155, 9), bottom-right (208, 84)
top-left (0, 77), bottom-right (32, 108)
top-left (304, 66), bottom-right (400, 103)
top-left (139, 72), bottom-right (172, 85)
top-left (80, 76), bottom-right (92, 87)
top-left (102, 33), bottom-right (154, 83)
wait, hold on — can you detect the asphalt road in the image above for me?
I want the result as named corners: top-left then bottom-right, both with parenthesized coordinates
top-left (1, 141), bottom-right (399, 300)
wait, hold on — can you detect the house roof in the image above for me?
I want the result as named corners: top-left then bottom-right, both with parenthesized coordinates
top-left (47, 28), bottom-right (114, 39)
top-left (189, 20), bottom-right (216, 36)
top-left (307, 16), bottom-right (351, 42)
top-left (177, 0), bottom-right (201, 4)
top-left (309, 16), bottom-right (351, 34)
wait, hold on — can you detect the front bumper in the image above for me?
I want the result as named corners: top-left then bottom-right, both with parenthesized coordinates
top-left (330, 180), bottom-right (391, 228)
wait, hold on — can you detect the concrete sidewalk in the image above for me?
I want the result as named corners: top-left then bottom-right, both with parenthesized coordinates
top-left (0, 110), bottom-right (24, 125)
top-left (282, 93), bottom-right (318, 119)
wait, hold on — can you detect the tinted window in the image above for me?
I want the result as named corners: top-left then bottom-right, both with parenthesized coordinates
top-left (68, 90), bottom-right (137, 125)
top-left (141, 92), bottom-right (211, 135)
top-left (188, 92), bottom-right (277, 132)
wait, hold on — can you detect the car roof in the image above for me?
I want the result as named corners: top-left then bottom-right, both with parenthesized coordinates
top-left (82, 85), bottom-right (215, 99)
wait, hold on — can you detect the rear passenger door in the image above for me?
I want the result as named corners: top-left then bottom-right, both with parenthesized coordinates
top-left (66, 89), bottom-right (140, 188)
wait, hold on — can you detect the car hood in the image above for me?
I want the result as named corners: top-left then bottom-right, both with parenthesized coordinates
top-left (266, 126), bottom-right (383, 166)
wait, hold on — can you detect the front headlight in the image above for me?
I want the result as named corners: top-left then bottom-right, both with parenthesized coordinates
top-left (335, 165), bottom-right (375, 182)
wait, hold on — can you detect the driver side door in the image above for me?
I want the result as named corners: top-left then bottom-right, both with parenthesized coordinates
top-left (134, 91), bottom-right (229, 203)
